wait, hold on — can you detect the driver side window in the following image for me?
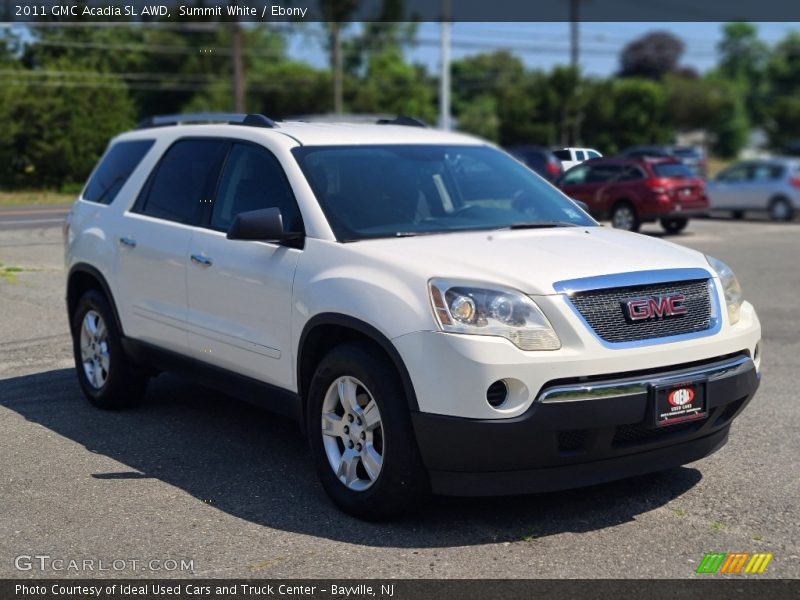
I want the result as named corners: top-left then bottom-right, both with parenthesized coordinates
top-left (210, 143), bottom-right (302, 233)
top-left (561, 165), bottom-right (590, 185)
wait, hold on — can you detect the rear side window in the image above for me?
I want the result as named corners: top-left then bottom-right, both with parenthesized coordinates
top-left (553, 150), bottom-right (570, 160)
top-left (652, 163), bottom-right (694, 179)
top-left (83, 140), bottom-right (154, 205)
top-left (138, 139), bottom-right (227, 225)
top-left (575, 150), bottom-right (587, 161)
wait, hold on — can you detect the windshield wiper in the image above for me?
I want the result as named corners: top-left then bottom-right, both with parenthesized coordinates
top-left (506, 221), bottom-right (581, 230)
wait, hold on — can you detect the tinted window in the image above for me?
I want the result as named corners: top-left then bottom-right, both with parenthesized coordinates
top-left (619, 166), bottom-right (645, 181)
top-left (83, 140), bottom-right (154, 205)
top-left (752, 164), bottom-right (784, 181)
top-left (210, 144), bottom-right (302, 233)
top-left (716, 164), bottom-right (749, 183)
top-left (140, 139), bottom-right (226, 224)
top-left (652, 163), bottom-right (694, 179)
top-left (586, 164), bottom-right (623, 183)
top-left (293, 145), bottom-right (594, 241)
top-left (575, 150), bottom-right (586, 161)
top-left (587, 150), bottom-right (601, 159)
top-left (561, 164), bottom-right (589, 185)
top-left (553, 150), bottom-right (571, 160)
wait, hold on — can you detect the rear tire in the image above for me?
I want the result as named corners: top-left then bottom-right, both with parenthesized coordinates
top-left (306, 343), bottom-right (430, 520)
top-left (769, 197), bottom-right (793, 222)
top-left (660, 217), bottom-right (689, 234)
top-left (70, 289), bottom-right (148, 409)
top-left (610, 202), bottom-right (640, 232)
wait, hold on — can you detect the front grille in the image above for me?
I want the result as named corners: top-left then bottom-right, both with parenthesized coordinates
top-left (568, 279), bottom-right (712, 343)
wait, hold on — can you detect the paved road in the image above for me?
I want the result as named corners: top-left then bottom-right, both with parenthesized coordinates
top-left (0, 204), bottom-right (70, 230)
top-left (0, 218), bottom-right (798, 579)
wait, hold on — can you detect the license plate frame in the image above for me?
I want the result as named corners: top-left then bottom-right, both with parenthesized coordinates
top-left (651, 379), bottom-right (708, 428)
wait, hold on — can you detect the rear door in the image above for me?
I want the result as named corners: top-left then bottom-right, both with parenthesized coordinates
top-left (708, 163), bottom-right (750, 210)
top-left (185, 141), bottom-right (304, 389)
top-left (116, 138), bottom-right (227, 353)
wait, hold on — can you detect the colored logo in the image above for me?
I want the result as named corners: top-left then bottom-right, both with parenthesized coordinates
top-left (696, 552), bottom-right (773, 574)
top-left (668, 387), bottom-right (695, 406)
top-left (621, 294), bottom-right (688, 322)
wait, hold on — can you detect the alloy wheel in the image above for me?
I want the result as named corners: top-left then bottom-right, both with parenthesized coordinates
top-left (321, 375), bottom-right (384, 491)
top-left (79, 310), bottom-right (110, 389)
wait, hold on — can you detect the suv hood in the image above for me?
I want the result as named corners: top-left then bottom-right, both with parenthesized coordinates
top-left (353, 226), bottom-right (712, 295)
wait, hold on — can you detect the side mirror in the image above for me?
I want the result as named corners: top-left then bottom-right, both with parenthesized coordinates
top-left (226, 207), bottom-right (303, 242)
top-left (571, 199), bottom-right (590, 213)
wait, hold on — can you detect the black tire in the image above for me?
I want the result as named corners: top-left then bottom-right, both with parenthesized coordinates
top-left (732, 210), bottom-right (745, 220)
top-left (660, 217), bottom-right (689, 234)
top-left (70, 289), bottom-right (148, 409)
top-left (769, 197), bottom-right (794, 222)
top-left (610, 202), bottom-right (640, 232)
top-left (306, 342), bottom-right (430, 520)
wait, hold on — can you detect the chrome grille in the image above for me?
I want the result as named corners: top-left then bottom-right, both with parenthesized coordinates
top-left (568, 279), bottom-right (712, 343)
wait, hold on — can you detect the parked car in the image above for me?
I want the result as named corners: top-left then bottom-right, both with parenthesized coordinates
top-left (706, 158), bottom-right (800, 221)
top-left (553, 147), bottom-right (603, 170)
top-left (620, 145), bottom-right (707, 178)
top-left (506, 145), bottom-right (563, 182)
top-left (65, 114), bottom-right (760, 519)
top-left (558, 157), bottom-right (709, 233)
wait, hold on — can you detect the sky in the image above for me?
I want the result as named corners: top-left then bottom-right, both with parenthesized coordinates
top-left (286, 22), bottom-right (800, 77)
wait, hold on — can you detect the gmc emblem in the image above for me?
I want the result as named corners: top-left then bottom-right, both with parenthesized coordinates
top-left (621, 294), bottom-right (688, 322)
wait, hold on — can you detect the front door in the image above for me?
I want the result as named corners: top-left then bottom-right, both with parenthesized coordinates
top-left (185, 142), bottom-right (304, 390)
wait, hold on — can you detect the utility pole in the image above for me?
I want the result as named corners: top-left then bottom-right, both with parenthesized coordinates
top-left (231, 0), bottom-right (245, 113)
top-left (569, 0), bottom-right (579, 70)
top-left (439, 0), bottom-right (451, 130)
top-left (332, 24), bottom-right (343, 114)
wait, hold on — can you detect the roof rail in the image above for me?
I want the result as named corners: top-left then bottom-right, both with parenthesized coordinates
top-left (136, 113), bottom-right (278, 129)
top-left (376, 116), bottom-right (427, 128)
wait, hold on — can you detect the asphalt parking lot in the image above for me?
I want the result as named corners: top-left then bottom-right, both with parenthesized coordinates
top-left (0, 214), bottom-right (798, 579)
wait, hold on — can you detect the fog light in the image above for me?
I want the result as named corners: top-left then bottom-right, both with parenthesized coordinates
top-left (486, 380), bottom-right (508, 408)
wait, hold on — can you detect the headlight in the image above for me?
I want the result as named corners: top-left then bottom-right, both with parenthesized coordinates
top-left (428, 279), bottom-right (561, 350)
top-left (706, 255), bottom-right (743, 325)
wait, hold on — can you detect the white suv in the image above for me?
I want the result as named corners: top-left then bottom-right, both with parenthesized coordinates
top-left (65, 114), bottom-right (761, 519)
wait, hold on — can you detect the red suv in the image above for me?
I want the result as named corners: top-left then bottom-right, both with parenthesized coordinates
top-left (557, 157), bottom-right (709, 233)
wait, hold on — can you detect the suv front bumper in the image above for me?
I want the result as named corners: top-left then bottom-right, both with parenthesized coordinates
top-left (411, 354), bottom-right (759, 496)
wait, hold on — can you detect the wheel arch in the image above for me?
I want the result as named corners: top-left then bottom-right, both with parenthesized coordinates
top-left (297, 314), bottom-right (420, 417)
top-left (67, 263), bottom-right (124, 335)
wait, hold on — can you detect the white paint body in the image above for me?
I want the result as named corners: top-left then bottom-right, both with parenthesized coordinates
top-left (65, 123), bottom-right (760, 420)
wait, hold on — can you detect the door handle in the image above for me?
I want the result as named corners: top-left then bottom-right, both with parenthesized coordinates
top-left (190, 254), bottom-right (213, 267)
top-left (119, 236), bottom-right (137, 248)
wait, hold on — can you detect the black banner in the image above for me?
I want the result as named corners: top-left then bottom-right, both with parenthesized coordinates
top-left (3, 580), bottom-right (800, 600)
top-left (6, 0), bottom-right (800, 23)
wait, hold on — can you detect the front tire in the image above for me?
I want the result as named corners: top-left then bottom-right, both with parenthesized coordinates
top-left (769, 197), bottom-right (793, 222)
top-left (306, 343), bottom-right (430, 520)
top-left (70, 289), bottom-right (148, 409)
top-left (610, 202), bottom-right (640, 232)
top-left (660, 217), bottom-right (689, 234)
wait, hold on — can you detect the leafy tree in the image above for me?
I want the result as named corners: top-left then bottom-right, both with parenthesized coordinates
top-left (763, 32), bottom-right (800, 148)
top-left (619, 31), bottom-right (685, 79)
top-left (581, 78), bottom-right (671, 153)
top-left (0, 61), bottom-right (134, 188)
top-left (717, 22), bottom-right (768, 125)
top-left (456, 95), bottom-right (500, 141)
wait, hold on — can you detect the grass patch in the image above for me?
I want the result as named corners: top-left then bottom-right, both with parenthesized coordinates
top-left (710, 520), bottom-right (726, 531)
top-left (0, 264), bottom-right (25, 283)
top-left (0, 190), bottom-right (75, 206)
top-left (671, 508), bottom-right (687, 518)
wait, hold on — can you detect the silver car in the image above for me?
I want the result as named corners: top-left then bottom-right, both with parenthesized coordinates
top-left (707, 158), bottom-right (800, 221)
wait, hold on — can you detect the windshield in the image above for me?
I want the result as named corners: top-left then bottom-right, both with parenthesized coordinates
top-left (652, 162), bottom-right (695, 179)
top-left (292, 145), bottom-right (595, 241)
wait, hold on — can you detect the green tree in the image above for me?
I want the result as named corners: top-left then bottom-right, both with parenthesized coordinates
top-left (717, 22), bottom-right (768, 125)
top-left (0, 61), bottom-right (134, 188)
top-left (619, 31), bottom-right (685, 80)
